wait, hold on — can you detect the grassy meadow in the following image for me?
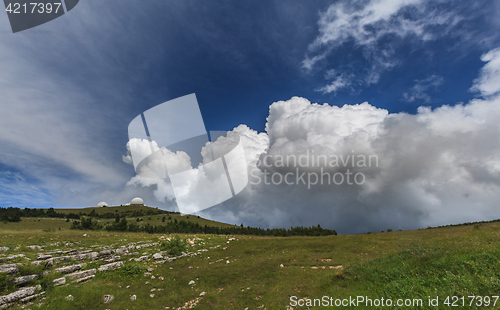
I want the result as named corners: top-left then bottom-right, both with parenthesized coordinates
top-left (0, 207), bottom-right (500, 309)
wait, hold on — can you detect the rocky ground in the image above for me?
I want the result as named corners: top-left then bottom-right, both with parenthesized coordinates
top-left (0, 235), bottom-right (220, 309)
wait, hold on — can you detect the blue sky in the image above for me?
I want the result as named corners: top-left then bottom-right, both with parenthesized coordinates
top-left (1, 0), bottom-right (500, 233)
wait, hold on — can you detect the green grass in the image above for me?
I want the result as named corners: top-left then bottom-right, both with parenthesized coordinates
top-left (1, 213), bottom-right (500, 309)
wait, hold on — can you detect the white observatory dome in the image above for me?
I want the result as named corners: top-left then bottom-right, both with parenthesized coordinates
top-left (97, 202), bottom-right (108, 208)
top-left (130, 197), bottom-right (144, 205)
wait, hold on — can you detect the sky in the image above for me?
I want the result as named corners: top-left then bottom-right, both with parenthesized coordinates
top-left (1, 0), bottom-right (500, 234)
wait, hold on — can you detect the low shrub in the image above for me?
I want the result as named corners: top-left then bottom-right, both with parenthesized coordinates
top-left (159, 235), bottom-right (187, 256)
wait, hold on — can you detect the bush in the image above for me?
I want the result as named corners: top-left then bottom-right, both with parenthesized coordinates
top-left (116, 262), bottom-right (147, 278)
top-left (71, 218), bottom-right (102, 230)
top-left (159, 235), bottom-right (187, 256)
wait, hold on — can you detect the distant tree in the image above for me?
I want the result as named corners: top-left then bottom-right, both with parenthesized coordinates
top-left (162, 216), bottom-right (166, 222)
top-left (116, 218), bottom-right (128, 231)
top-left (46, 208), bottom-right (58, 217)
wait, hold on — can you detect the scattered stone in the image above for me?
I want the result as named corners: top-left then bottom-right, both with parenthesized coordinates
top-left (102, 255), bottom-right (121, 263)
top-left (26, 245), bottom-right (42, 250)
top-left (134, 255), bottom-right (149, 262)
top-left (174, 296), bottom-right (203, 310)
top-left (130, 295), bottom-right (136, 301)
top-left (151, 275), bottom-right (155, 279)
top-left (66, 269), bottom-right (96, 280)
top-left (280, 264), bottom-right (284, 268)
top-left (144, 272), bottom-right (151, 277)
top-left (0, 285), bottom-right (42, 307)
top-left (55, 264), bottom-right (82, 274)
top-left (98, 261), bottom-right (123, 272)
top-left (14, 274), bottom-right (39, 285)
top-left (150, 294), bottom-right (155, 298)
top-left (0, 264), bottom-right (18, 275)
top-left (75, 275), bottom-right (95, 283)
top-left (53, 277), bottom-right (66, 286)
top-left (226, 260), bottom-right (230, 264)
top-left (0, 247), bottom-right (8, 252)
top-left (199, 292), bottom-right (206, 297)
top-left (99, 250), bottom-right (114, 256)
top-left (188, 280), bottom-right (195, 285)
top-left (20, 291), bottom-right (45, 303)
top-left (103, 295), bottom-right (114, 303)
top-left (37, 254), bottom-right (52, 260)
top-left (65, 295), bottom-right (73, 301)
top-left (152, 253), bottom-right (163, 260)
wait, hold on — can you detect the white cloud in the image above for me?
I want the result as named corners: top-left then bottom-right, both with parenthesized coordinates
top-left (471, 47), bottom-right (500, 97)
top-left (124, 48), bottom-right (500, 232)
top-left (194, 48), bottom-right (500, 233)
top-left (304, 0), bottom-right (464, 92)
top-left (402, 74), bottom-right (444, 102)
top-left (198, 92), bottom-right (500, 233)
top-left (0, 172), bottom-right (53, 207)
top-left (316, 70), bottom-right (356, 94)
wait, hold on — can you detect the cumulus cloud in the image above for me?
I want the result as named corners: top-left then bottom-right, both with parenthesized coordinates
top-left (123, 48), bottom-right (500, 234)
top-left (471, 47), bottom-right (500, 97)
top-left (304, 0), bottom-right (465, 92)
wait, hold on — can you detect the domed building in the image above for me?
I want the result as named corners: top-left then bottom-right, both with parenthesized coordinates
top-left (130, 197), bottom-right (144, 205)
top-left (97, 202), bottom-right (108, 208)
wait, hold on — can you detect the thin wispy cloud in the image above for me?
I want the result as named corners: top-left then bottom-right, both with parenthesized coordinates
top-left (0, 172), bottom-right (53, 207)
top-left (304, 0), bottom-right (473, 93)
top-left (402, 74), bottom-right (443, 103)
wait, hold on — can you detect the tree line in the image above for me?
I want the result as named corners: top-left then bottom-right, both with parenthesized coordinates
top-left (70, 217), bottom-right (337, 237)
top-left (0, 207), bottom-right (80, 222)
top-left (0, 207), bottom-right (176, 222)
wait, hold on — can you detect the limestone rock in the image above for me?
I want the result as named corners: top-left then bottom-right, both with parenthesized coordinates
top-left (98, 261), bottom-right (123, 272)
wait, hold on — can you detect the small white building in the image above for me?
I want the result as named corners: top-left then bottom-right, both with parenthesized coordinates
top-left (130, 197), bottom-right (144, 205)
